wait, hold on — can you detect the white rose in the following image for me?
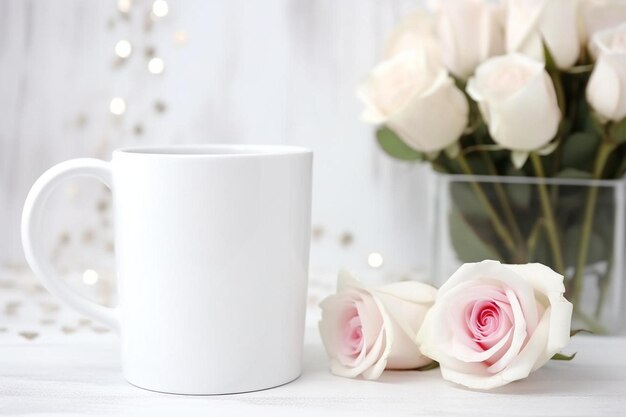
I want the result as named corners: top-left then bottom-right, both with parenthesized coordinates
top-left (506, 0), bottom-right (583, 69)
top-left (467, 53), bottom-right (561, 151)
top-left (319, 270), bottom-right (437, 379)
top-left (583, 0), bottom-right (626, 46)
top-left (431, 0), bottom-right (504, 79)
top-left (357, 51), bottom-right (469, 153)
top-left (416, 260), bottom-right (573, 390)
top-left (385, 10), bottom-right (442, 66)
top-left (586, 22), bottom-right (626, 121)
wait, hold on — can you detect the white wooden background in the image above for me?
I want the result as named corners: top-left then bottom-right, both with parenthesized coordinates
top-left (0, 0), bottom-right (432, 289)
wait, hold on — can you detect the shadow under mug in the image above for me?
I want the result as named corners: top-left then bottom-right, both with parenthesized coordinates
top-left (21, 145), bottom-right (313, 395)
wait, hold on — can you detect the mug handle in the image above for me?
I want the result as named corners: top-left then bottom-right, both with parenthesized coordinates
top-left (21, 158), bottom-right (120, 332)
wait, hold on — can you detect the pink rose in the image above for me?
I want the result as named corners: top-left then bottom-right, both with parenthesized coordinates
top-left (319, 270), bottom-right (437, 379)
top-left (416, 260), bottom-right (573, 390)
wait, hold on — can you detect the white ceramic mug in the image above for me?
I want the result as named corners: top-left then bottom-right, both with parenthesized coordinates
top-left (21, 145), bottom-right (313, 395)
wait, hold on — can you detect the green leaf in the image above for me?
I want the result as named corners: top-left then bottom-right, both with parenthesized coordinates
top-left (609, 118), bottom-right (626, 142)
top-left (450, 183), bottom-right (487, 218)
top-left (561, 132), bottom-right (600, 171)
top-left (555, 168), bottom-right (593, 179)
top-left (588, 111), bottom-right (607, 135)
top-left (506, 180), bottom-right (532, 208)
top-left (416, 361), bottom-right (440, 371)
top-left (570, 329), bottom-right (592, 337)
top-left (448, 209), bottom-right (500, 262)
top-left (564, 226), bottom-right (605, 267)
top-left (543, 42), bottom-right (557, 73)
top-left (376, 126), bottom-right (423, 161)
top-left (551, 352), bottom-right (577, 361)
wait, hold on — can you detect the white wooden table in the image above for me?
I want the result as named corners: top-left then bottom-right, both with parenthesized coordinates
top-left (1, 269), bottom-right (625, 417)
top-left (1, 329), bottom-right (625, 417)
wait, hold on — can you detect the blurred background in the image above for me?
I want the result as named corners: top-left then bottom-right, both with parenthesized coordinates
top-left (0, 0), bottom-right (433, 312)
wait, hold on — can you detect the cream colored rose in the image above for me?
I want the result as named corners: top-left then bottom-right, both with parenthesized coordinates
top-left (506, 0), bottom-right (583, 69)
top-left (467, 53), bottom-right (561, 151)
top-left (583, 0), bottom-right (626, 45)
top-left (319, 270), bottom-right (437, 380)
top-left (358, 51), bottom-right (469, 153)
top-left (431, 0), bottom-right (504, 79)
top-left (385, 10), bottom-right (442, 66)
top-left (416, 260), bottom-right (573, 390)
top-left (586, 22), bottom-right (626, 121)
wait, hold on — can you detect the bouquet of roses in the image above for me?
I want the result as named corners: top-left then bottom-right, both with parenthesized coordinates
top-left (357, 0), bottom-right (626, 333)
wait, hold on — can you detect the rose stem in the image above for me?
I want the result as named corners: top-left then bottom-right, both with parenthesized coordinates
top-left (551, 70), bottom-right (566, 116)
top-left (529, 153), bottom-right (565, 273)
top-left (480, 152), bottom-right (527, 261)
top-left (455, 152), bottom-right (517, 257)
top-left (526, 218), bottom-right (546, 261)
top-left (595, 253), bottom-right (613, 319)
top-left (572, 140), bottom-right (616, 306)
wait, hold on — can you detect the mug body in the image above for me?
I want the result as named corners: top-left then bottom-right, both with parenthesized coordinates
top-left (112, 145), bottom-right (312, 394)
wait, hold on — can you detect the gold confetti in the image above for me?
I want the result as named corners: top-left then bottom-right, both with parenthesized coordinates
top-left (39, 302), bottom-right (60, 313)
top-left (174, 30), bottom-right (189, 44)
top-left (340, 232), bottom-right (354, 247)
top-left (76, 113), bottom-right (88, 128)
top-left (19, 332), bottom-right (39, 341)
top-left (312, 226), bottom-right (324, 240)
top-left (154, 101), bottom-right (167, 113)
top-left (82, 229), bottom-right (95, 244)
top-left (0, 280), bottom-right (15, 289)
top-left (5, 301), bottom-right (20, 315)
top-left (144, 46), bottom-right (156, 58)
top-left (97, 199), bottom-right (109, 212)
top-left (59, 232), bottom-right (71, 245)
top-left (92, 326), bottom-right (110, 334)
top-left (61, 326), bottom-right (76, 334)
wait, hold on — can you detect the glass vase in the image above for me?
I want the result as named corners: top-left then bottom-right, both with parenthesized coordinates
top-left (429, 173), bottom-right (626, 334)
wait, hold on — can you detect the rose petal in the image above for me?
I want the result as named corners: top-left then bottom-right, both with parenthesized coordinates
top-left (486, 289), bottom-right (527, 373)
top-left (440, 364), bottom-right (511, 390)
top-left (371, 281), bottom-right (437, 339)
top-left (337, 269), bottom-right (362, 291)
top-left (451, 327), bottom-right (512, 363)
top-left (355, 295), bottom-right (383, 350)
top-left (371, 282), bottom-right (436, 369)
top-left (440, 261), bottom-right (541, 335)
top-left (418, 302), bottom-right (487, 376)
top-left (374, 281), bottom-right (438, 305)
top-left (331, 326), bottom-right (387, 379)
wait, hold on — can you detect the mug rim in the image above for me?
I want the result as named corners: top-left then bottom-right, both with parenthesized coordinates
top-left (113, 144), bottom-right (312, 157)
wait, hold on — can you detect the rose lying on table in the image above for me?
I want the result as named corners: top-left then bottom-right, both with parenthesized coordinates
top-left (319, 260), bottom-right (574, 390)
